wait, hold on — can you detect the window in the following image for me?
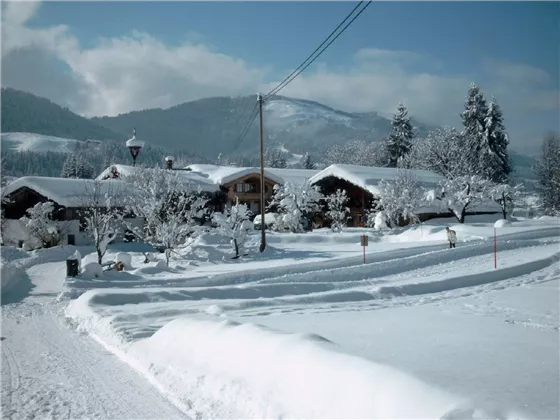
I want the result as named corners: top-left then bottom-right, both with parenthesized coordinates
top-left (235, 183), bottom-right (243, 193)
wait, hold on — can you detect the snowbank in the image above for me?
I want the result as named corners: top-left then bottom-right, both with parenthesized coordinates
top-left (1, 245), bottom-right (77, 304)
top-left (95, 315), bottom-right (490, 419)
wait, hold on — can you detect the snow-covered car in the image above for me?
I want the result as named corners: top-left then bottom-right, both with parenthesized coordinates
top-left (253, 212), bottom-right (278, 230)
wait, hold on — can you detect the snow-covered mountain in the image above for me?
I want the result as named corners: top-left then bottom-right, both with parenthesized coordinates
top-left (1, 132), bottom-right (102, 154)
top-left (93, 95), bottom-right (436, 158)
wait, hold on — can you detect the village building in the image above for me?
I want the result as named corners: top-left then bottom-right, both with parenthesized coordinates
top-left (1, 176), bottom-right (136, 246)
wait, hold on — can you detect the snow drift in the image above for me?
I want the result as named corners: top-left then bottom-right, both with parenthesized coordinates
top-left (110, 316), bottom-right (498, 419)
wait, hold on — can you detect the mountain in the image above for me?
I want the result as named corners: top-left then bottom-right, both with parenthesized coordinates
top-left (1, 88), bottom-right (126, 142)
top-left (92, 95), bottom-right (436, 158)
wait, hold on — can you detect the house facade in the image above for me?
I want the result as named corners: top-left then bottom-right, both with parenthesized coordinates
top-left (1, 177), bottom-right (140, 247)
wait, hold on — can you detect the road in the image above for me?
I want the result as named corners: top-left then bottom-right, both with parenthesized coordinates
top-left (1, 262), bottom-right (187, 420)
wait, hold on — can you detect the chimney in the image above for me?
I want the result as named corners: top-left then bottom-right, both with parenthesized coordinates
top-left (164, 156), bottom-right (174, 170)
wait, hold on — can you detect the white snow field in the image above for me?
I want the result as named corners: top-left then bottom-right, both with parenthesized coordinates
top-left (1, 215), bottom-right (559, 419)
top-left (1, 132), bottom-right (102, 154)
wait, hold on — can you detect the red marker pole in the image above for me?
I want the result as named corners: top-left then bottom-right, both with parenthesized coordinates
top-left (494, 228), bottom-right (497, 269)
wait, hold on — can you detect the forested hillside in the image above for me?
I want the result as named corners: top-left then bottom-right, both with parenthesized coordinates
top-left (1, 88), bottom-right (125, 141)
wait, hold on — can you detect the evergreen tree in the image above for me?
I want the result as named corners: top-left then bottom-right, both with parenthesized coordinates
top-left (60, 153), bottom-right (95, 178)
top-left (460, 82), bottom-right (488, 175)
top-left (264, 148), bottom-right (287, 168)
top-left (480, 97), bottom-right (511, 183)
top-left (534, 132), bottom-right (560, 215)
top-left (300, 152), bottom-right (316, 170)
top-left (61, 153), bottom-right (78, 178)
top-left (386, 103), bottom-right (414, 167)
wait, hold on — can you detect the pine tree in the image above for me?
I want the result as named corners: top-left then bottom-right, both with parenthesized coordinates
top-left (460, 82), bottom-right (488, 175)
top-left (480, 97), bottom-right (511, 183)
top-left (534, 132), bottom-right (560, 215)
top-left (264, 148), bottom-right (287, 168)
top-left (386, 103), bottom-right (414, 167)
top-left (300, 152), bottom-right (316, 170)
top-left (61, 153), bottom-right (78, 178)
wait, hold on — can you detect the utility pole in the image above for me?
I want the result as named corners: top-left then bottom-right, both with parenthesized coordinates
top-left (258, 93), bottom-right (266, 253)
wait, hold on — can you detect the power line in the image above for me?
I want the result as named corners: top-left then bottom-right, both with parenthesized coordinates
top-left (265, 0), bottom-right (372, 100)
top-left (231, 101), bottom-right (259, 153)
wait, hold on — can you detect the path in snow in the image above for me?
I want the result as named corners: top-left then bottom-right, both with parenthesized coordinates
top-left (1, 261), bottom-right (187, 420)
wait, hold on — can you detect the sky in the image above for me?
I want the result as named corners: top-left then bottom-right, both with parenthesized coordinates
top-left (1, 1), bottom-right (558, 154)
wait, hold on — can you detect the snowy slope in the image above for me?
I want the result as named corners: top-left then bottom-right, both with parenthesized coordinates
top-left (1, 132), bottom-right (102, 154)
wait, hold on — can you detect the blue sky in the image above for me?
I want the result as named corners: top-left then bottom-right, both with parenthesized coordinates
top-left (30, 1), bottom-right (559, 79)
top-left (2, 1), bottom-right (559, 153)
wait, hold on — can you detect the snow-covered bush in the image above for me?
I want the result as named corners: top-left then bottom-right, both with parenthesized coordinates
top-left (269, 181), bottom-right (324, 233)
top-left (213, 198), bottom-right (254, 258)
top-left (373, 211), bottom-right (390, 230)
top-left (326, 189), bottom-right (350, 233)
top-left (19, 201), bottom-right (63, 248)
top-left (82, 262), bottom-right (103, 278)
top-left (377, 170), bottom-right (425, 227)
top-left (124, 167), bottom-right (208, 266)
top-left (78, 180), bottom-right (124, 265)
top-left (436, 175), bottom-right (493, 223)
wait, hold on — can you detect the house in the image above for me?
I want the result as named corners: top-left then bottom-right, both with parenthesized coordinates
top-left (308, 164), bottom-right (501, 227)
top-left (185, 164), bottom-right (286, 215)
top-left (96, 163), bottom-right (227, 212)
top-left (1, 176), bottom-right (136, 246)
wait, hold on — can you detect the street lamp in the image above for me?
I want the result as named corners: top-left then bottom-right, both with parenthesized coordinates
top-left (126, 129), bottom-right (144, 167)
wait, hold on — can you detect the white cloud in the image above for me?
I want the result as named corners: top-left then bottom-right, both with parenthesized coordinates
top-left (1, 1), bottom-right (558, 151)
top-left (2, 1), bottom-right (41, 26)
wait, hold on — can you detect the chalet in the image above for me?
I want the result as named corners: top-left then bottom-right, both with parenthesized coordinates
top-left (308, 164), bottom-right (502, 227)
top-left (1, 177), bottom-right (135, 246)
top-left (308, 164), bottom-right (446, 227)
top-left (185, 164), bottom-right (286, 215)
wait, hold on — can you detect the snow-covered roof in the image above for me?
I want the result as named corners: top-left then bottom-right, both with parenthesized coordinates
top-left (96, 164), bottom-right (220, 193)
top-left (264, 168), bottom-right (320, 184)
top-left (1, 177), bottom-right (131, 207)
top-left (185, 164), bottom-right (284, 186)
top-left (309, 164), bottom-right (445, 196)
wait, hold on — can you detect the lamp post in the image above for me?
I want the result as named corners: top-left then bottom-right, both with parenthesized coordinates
top-left (126, 129), bottom-right (144, 167)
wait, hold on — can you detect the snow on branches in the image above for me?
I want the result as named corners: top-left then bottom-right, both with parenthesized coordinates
top-left (490, 182), bottom-right (523, 220)
top-left (437, 175), bottom-right (493, 223)
top-left (124, 167), bottom-right (208, 266)
top-left (20, 201), bottom-right (62, 248)
top-left (269, 180), bottom-right (324, 232)
top-left (326, 189), bottom-right (350, 233)
top-left (377, 169), bottom-right (425, 227)
top-left (387, 103), bottom-right (414, 167)
top-left (78, 180), bottom-right (124, 265)
top-left (213, 197), bottom-right (254, 258)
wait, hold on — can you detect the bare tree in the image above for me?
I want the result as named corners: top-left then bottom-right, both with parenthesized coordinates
top-left (124, 167), bottom-right (208, 266)
top-left (78, 180), bottom-right (125, 265)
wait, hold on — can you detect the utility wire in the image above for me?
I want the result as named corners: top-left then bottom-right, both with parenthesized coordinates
top-left (265, 0), bottom-right (372, 100)
top-left (232, 101), bottom-right (259, 152)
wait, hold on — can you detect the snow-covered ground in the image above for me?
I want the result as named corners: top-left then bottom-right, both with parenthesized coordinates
top-left (2, 215), bottom-right (559, 419)
top-left (1, 132), bottom-right (102, 154)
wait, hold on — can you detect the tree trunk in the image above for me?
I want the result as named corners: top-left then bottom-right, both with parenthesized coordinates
top-left (165, 249), bottom-right (171, 266)
top-left (233, 239), bottom-right (239, 258)
top-left (501, 192), bottom-right (507, 219)
top-left (97, 247), bottom-right (103, 265)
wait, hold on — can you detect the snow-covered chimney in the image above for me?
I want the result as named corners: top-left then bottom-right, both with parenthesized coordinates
top-left (164, 156), bottom-right (174, 169)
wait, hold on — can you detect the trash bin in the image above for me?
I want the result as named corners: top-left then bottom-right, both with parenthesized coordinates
top-left (66, 258), bottom-right (79, 277)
